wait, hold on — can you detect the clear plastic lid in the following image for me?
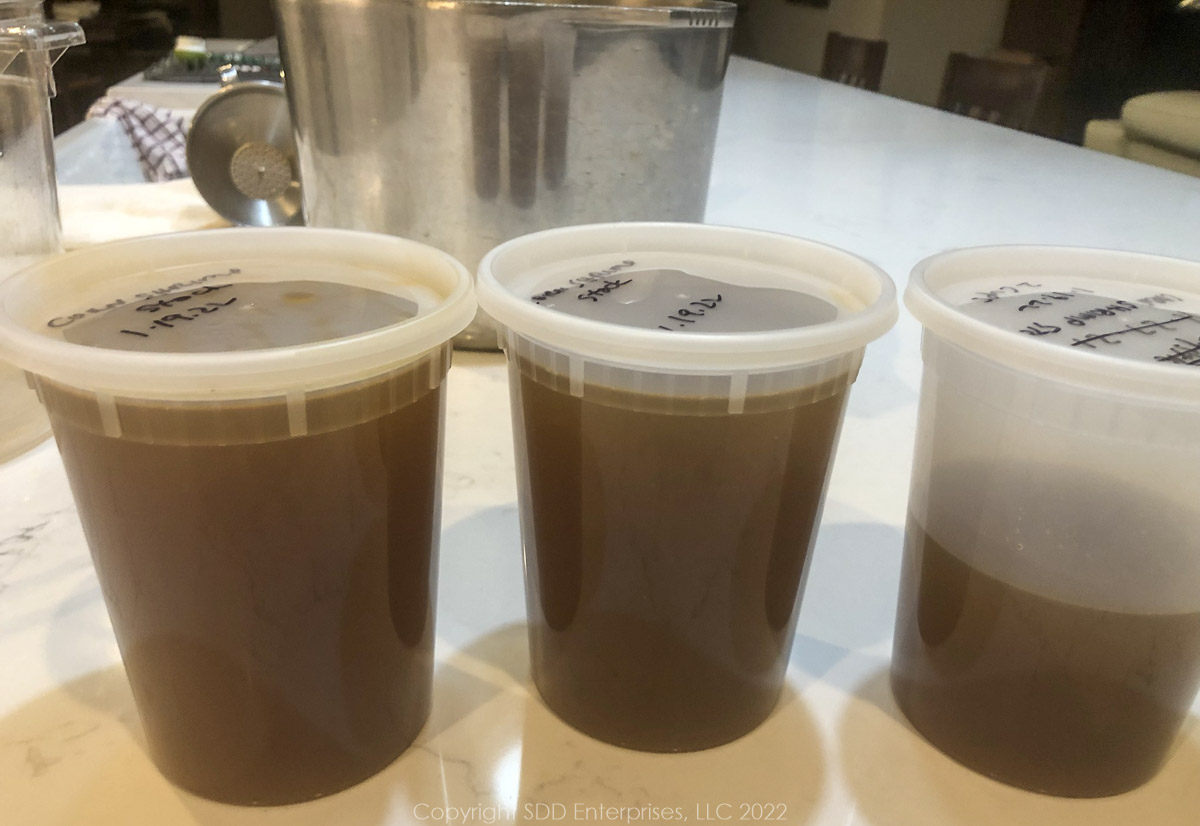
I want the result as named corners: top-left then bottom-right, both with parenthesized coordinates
top-left (0, 228), bottom-right (476, 401)
top-left (476, 222), bottom-right (897, 374)
top-left (907, 246), bottom-right (1200, 405)
top-left (0, 18), bottom-right (84, 60)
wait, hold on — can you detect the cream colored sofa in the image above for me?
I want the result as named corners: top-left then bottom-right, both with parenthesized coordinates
top-left (1084, 91), bottom-right (1200, 178)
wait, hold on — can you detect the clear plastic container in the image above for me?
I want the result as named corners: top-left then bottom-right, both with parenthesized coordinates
top-left (0, 228), bottom-right (475, 804)
top-left (0, 2), bottom-right (83, 462)
top-left (893, 245), bottom-right (1200, 797)
top-left (476, 222), bottom-right (897, 751)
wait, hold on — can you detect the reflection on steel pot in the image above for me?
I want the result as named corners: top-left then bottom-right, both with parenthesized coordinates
top-left (275, 0), bottom-right (736, 349)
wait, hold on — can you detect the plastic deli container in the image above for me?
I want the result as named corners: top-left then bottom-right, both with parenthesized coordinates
top-left (0, 228), bottom-right (475, 804)
top-left (893, 245), bottom-right (1200, 798)
top-left (476, 222), bottom-right (897, 752)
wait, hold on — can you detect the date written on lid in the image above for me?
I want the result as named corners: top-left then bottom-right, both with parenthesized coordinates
top-left (59, 280), bottom-right (419, 354)
top-left (960, 280), bottom-right (1200, 367)
top-left (529, 263), bottom-right (838, 334)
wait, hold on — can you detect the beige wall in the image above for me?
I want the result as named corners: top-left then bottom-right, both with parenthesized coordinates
top-left (736, 0), bottom-right (888, 76)
top-left (879, 0), bottom-right (1011, 105)
top-left (736, 0), bottom-right (1011, 106)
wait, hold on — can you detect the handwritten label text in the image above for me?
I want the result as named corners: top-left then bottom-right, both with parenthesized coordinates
top-left (47, 268), bottom-right (241, 330)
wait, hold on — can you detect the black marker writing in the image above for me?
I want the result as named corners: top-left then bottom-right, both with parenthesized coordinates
top-left (118, 297), bottom-right (239, 338)
top-left (1018, 299), bottom-right (1053, 311)
top-left (531, 261), bottom-right (638, 303)
top-left (531, 287), bottom-right (569, 303)
top-left (1155, 337), bottom-right (1200, 367)
top-left (567, 260), bottom-right (636, 287)
top-left (971, 282), bottom-right (1044, 304)
top-left (1070, 313), bottom-right (1195, 348)
top-left (48, 270), bottom-right (241, 329)
top-left (577, 279), bottom-right (633, 302)
top-left (1062, 300), bottom-right (1139, 326)
top-left (658, 295), bottom-right (724, 331)
top-left (1019, 321), bottom-right (1061, 337)
top-left (135, 284), bottom-right (233, 313)
top-left (1138, 293), bottom-right (1182, 307)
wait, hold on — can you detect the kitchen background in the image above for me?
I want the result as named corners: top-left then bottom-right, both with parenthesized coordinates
top-left (44, 0), bottom-right (1200, 146)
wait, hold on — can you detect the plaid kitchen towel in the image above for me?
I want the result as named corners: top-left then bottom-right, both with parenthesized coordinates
top-left (86, 96), bottom-right (189, 182)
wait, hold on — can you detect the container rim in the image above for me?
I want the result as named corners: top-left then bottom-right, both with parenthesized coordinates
top-left (907, 245), bottom-right (1200, 405)
top-left (476, 222), bottom-right (898, 373)
top-left (0, 19), bottom-right (85, 53)
top-left (0, 228), bottom-right (477, 401)
top-left (412, 0), bottom-right (736, 20)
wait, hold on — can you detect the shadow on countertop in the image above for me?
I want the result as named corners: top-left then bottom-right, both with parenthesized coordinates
top-left (0, 657), bottom-right (502, 826)
top-left (453, 622), bottom-right (828, 826)
top-left (838, 667), bottom-right (1200, 826)
top-left (3, 621), bottom-right (828, 825)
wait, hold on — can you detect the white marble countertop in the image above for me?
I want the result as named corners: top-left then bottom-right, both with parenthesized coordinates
top-left (6, 56), bottom-right (1200, 825)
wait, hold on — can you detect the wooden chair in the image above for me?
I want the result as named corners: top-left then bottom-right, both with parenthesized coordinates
top-left (937, 52), bottom-right (1049, 131)
top-left (820, 32), bottom-right (888, 92)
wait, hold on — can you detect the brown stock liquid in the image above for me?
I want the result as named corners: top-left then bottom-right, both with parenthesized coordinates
top-left (42, 368), bottom-right (444, 805)
top-left (514, 361), bottom-right (849, 751)
top-left (891, 464), bottom-right (1200, 797)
